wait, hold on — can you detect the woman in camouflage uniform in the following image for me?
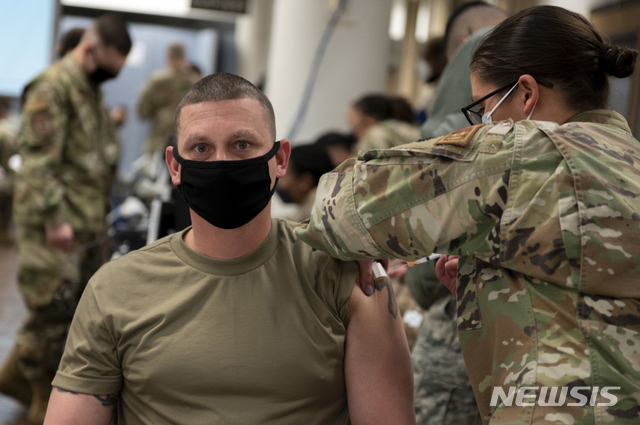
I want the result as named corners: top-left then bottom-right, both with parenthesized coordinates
top-left (297, 6), bottom-right (640, 425)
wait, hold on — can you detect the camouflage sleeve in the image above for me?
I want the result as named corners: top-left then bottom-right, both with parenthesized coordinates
top-left (102, 109), bottom-right (121, 170)
top-left (15, 81), bottom-right (69, 228)
top-left (295, 124), bottom-right (514, 262)
top-left (137, 77), bottom-right (158, 120)
top-left (0, 130), bottom-right (15, 172)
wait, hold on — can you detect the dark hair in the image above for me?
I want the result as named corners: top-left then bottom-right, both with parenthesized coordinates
top-left (471, 5), bottom-right (638, 111)
top-left (444, 1), bottom-right (507, 58)
top-left (423, 36), bottom-right (447, 83)
top-left (57, 27), bottom-right (85, 58)
top-left (94, 14), bottom-right (132, 56)
top-left (289, 144), bottom-right (334, 186)
top-left (353, 94), bottom-right (414, 125)
top-left (175, 73), bottom-right (276, 139)
top-left (444, 1), bottom-right (489, 51)
top-left (314, 131), bottom-right (357, 150)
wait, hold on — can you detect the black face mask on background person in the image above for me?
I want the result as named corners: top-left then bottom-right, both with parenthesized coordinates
top-left (172, 141), bottom-right (281, 229)
top-left (88, 66), bottom-right (118, 85)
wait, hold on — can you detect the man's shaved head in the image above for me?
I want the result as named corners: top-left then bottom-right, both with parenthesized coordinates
top-left (82, 13), bottom-right (132, 55)
top-left (444, 1), bottom-right (508, 60)
top-left (175, 73), bottom-right (276, 140)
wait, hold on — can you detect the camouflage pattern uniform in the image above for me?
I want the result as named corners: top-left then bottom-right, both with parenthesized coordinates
top-left (0, 114), bottom-right (18, 237)
top-left (297, 110), bottom-right (640, 424)
top-left (138, 66), bottom-right (197, 154)
top-left (411, 29), bottom-right (492, 424)
top-left (356, 119), bottom-right (421, 153)
top-left (406, 261), bottom-right (481, 424)
top-left (12, 54), bottom-right (117, 382)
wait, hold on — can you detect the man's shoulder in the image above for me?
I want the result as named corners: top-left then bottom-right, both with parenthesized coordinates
top-left (276, 218), bottom-right (350, 269)
top-left (147, 68), bottom-right (176, 84)
top-left (22, 62), bottom-right (72, 107)
top-left (90, 234), bottom-right (177, 288)
top-left (30, 61), bottom-right (70, 91)
top-left (274, 217), bottom-right (312, 255)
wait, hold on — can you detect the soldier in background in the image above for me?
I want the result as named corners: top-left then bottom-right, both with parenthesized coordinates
top-left (297, 6), bottom-right (640, 424)
top-left (57, 27), bottom-right (128, 131)
top-left (421, 1), bottom-right (508, 138)
top-left (138, 43), bottom-right (199, 154)
top-left (0, 14), bottom-right (131, 424)
top-left (0, 96), bottom-right (19, 244)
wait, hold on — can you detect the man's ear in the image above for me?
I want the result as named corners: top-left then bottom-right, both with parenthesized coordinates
top-left (275, 139), bottom-right (291, 179)
top-left (166, 146), bottom-right (181, 186)
top-left (518, 74), bottom-right (539, 117)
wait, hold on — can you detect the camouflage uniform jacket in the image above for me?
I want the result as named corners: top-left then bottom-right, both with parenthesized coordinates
top-left (137, 66), bottom-right (196, 154)
top-left (0, 114), bottom-right (18, 195)
top-left (297, 110), bottom-right (640, 424)
top-left (356, 119), bottom-right (421, 153)
top-left (14, 54), bottom-right (119, 233)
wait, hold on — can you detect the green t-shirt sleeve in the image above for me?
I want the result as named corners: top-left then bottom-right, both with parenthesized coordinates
top-left (52, 283), bottom-right (122, 395)
top-left (336, 260), bottom-right (358, 325)
top-left (311, 249), bottom-right (358, 325)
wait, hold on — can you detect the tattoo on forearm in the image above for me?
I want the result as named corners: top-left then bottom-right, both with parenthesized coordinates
top-left (94, 394), bottom-right (118, 407)
top-left (374, 280), bottom-right (398, 319)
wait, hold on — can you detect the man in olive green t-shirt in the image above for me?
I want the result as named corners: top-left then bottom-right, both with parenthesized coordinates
top-left (44, 73), bottom-right (415, 425)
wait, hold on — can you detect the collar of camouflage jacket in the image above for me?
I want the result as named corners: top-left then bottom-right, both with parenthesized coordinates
top-left (567, 109), bottom-right (631, 134)
top-left (62, 54), bottom-right (103, 100)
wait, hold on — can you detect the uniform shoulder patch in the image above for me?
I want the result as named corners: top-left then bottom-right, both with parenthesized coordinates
top-left (32, 112), bottom-right (54, 139)
top-left (435, 124), bottom-right (484, 147)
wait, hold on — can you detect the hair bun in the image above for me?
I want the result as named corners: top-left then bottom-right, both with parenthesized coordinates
top-left (603, 45), bottom-right (638, 78)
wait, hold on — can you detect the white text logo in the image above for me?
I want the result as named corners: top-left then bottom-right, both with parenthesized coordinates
top-left (490, 386), bottom-right (620, 407)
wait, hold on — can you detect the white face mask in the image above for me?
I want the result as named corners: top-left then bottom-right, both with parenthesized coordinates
top-left (481, 82), bottom-right (538, 125)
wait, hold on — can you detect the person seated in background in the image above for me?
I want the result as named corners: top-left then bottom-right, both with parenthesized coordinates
top-left (277, 143), bottom-right (334, 222)
top-left (138, 43), bottom-right (199, 155)
top-left (413, 36), bottom-right (447, 125)
top-left (314, 131), bottom-right (357, 168)
top-left (347, 94), bottom-right (421, 153)
top-left (44, 73), bottom-right (415, 425)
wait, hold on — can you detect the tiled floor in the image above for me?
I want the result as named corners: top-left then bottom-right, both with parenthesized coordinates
top-left (0, 244), bottom-right (30, 423)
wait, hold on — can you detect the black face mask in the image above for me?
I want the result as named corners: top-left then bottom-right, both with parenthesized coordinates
top-left (88, 66), bottom-right (117, 85)
top-left (173, 141), bottom-right (280, 229)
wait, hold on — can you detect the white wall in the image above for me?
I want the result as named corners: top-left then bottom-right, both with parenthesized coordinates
top-left (235, 0), bottom-right (274, 85)
top-left (265, 0), bottom-right (394, 142)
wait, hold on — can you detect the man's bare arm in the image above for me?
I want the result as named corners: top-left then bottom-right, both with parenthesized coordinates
top-left (345, 279), bottom-right (415, 425)
top-left (44, 387), bottom-right (116, 425)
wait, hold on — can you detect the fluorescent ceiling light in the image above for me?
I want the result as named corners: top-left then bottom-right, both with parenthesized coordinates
top-left (389, 0), bottom-right (407, 41)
